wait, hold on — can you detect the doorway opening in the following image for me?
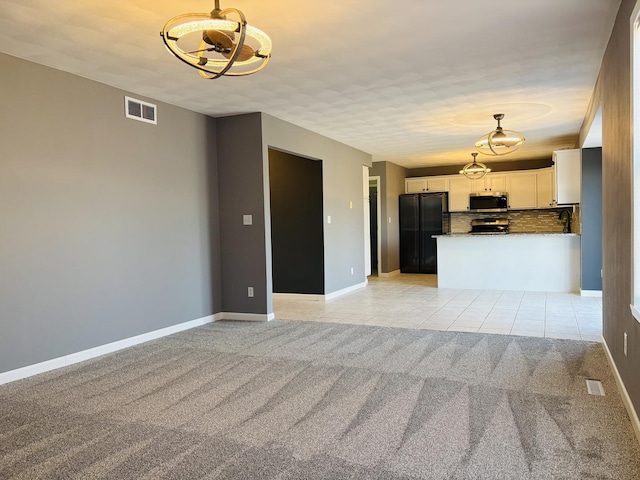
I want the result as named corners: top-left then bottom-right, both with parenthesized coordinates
top-left (268, 148), bottom-right (324, 294)
top-left (368, 176), bottom-right (382, 277)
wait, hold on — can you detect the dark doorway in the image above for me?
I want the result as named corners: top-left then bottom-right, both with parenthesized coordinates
top-left (268, 148), bottom-right (324, 294)
top-left (369, 185), bottom-right (378, 272)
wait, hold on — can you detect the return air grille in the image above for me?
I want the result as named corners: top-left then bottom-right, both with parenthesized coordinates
top-left (586, 379), bottom-right (605, 396)
top-left (125, 96), bottom-right (157, 124)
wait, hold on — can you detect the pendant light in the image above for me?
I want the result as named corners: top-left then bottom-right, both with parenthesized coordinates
top-left (459, 153), bottom-right (491, 179)
top-left (475, 113), bottom-right (525, 156)
top-left (161, 0), bottom-right (272, 79)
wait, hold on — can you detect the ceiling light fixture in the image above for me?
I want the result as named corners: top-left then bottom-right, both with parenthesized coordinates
top-left (160, 0), bottom-right (272, 79)
top-left (459, 152), bottom-right (491, 179)
top-left (475, 113), bottom-right (525, 156)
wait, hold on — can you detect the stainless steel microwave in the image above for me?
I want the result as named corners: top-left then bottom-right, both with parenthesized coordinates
top-left (469, 192), bottom-right (508, 212)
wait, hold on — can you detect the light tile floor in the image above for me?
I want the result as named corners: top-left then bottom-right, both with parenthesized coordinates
top-left (273, 274), bottom-right (603, 342)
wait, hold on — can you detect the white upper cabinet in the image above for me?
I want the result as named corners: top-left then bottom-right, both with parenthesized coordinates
top-left (536, 168), bottom-right (555, 208)
top-left (448, 176), bottom-right (471, 211)
top-left (426, 176), bottom-right (449, 192)
top-left (405, 162), bottom-right (578, 211)
top-left (405, 178), bottom-right (428, 193)
top-left (485, 174), bottom-right (507, 192)
top-left (553, 149), bottom-right (581, 204)
top-left (405, 176), bottom-right (449, 193)
top-left (469, 178), bottom-right (487, 193)
top-left (467, 173), bottom-right (507, 193)
top-left (506, 171), bottom-right (538, 209)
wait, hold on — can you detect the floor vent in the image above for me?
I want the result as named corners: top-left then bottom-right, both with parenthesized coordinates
top-left (586, 379), bottom-right (605, 396)
top-left (125, 96), bottom-right (157, 125)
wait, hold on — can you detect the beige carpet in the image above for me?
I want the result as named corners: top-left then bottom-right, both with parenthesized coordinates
top-left (1, 320), bottom-right (639, 479)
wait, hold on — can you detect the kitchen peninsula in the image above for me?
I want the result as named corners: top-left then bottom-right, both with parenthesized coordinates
top-left (434, 233), bottom-right (580, 292)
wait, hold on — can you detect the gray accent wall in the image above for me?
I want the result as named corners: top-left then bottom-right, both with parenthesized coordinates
top-left (216, 113), bottom-right (270, 315)
top-left (581, 148), bottom-right (603, 291)
top-left (0, 53), bottom-right (221, 374)
top-left (579, 0), bottom-right (640, 419)
top-left (370, 161), bottom-right (408, 274)
top-left (261, 114), bottom-right (372, 294)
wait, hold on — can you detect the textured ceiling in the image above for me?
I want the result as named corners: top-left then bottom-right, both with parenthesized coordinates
top-left (0, 0), bottom-right (620, 167)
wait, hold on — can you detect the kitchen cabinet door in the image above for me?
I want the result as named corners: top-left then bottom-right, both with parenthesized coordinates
top-left (405, 177), bottom-right (450, 193)
top-left (553, 149), bottom-right (581, 204)
top-left (536, 168), bottom-right (555, 208)
top-left (468, 174), bottom-right (506, 192)
top-left (485, 174), bottom-right (506, 192)
top-left (406, 178), bottom-right (427, 193)
top-left (469, 178), bottom-right (487, 193)
top-left (448, 176), bottom-right (470, 211)
top-left (506, 172), bottom-right (537, 209)
top-left (426, 177), bottom-right (449, 192)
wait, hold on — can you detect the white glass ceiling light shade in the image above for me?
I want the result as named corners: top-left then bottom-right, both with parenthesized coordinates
top-left (161, 0), bottom-right (272, 79)
top-left (475, 113), bottom-right (525, 156)
top-left (459, 152), bottom-right (491, 179)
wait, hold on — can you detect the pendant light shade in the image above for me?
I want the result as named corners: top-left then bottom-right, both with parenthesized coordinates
top-left (475, 113), bottom-right (525, 156)
top-left (460, 153), bottom-right (491, 179)
top-left (161, 0), bottom-right (272, 79)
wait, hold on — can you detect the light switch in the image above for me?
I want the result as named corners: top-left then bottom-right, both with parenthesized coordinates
top-left (349, 201), bottom-right (353, 209)
top-left (327, 215), bottom-right (332, 224)
top-left (388, 217), bottom-right (392, 224)
top-left (243, 215), bottom-right (253, 225)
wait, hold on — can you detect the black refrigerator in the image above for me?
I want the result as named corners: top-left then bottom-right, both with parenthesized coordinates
top-left (399, 192), bottom-right (449, 274)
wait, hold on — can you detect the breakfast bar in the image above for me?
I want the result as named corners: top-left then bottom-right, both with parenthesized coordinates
top-left (434, 233), bottom-right (581, 292)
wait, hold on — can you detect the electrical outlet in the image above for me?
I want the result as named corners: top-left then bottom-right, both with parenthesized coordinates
top-left (243, 214), bottom-right (253, 226)
top-left (624, 332), bottom-right (628, 356)
top-left (248, 287), bottom-right (254, 298)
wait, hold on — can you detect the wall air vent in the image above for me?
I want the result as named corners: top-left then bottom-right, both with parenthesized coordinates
top-left (125, 96), bottom-right (157, 125)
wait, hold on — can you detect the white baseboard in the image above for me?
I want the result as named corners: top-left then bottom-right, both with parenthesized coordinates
top-left (324, 281), bottom-right (367, 300)
top-left (273, 283), bottom-right (369, 302)
top-left (272, 293), bottom-right (324, 301)
top-left (581, 290), bottom-right (603, 297)
top-left (379, 270), bottom-right (401, 278)
top-left (0, 310), bottom-right (276, 386)
top-left (217, 312), bottom-right (275, 322)
top-left (0, 314), bottom-right (217, 386)
top-left (601, 335), bottom-right (640, 447)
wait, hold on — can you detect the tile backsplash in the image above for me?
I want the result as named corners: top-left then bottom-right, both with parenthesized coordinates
top-left (450, 207), bottom-right (581, 234)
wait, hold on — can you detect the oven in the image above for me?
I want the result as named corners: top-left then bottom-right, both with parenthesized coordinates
top-left (469, 218), bottom-right (510, 234)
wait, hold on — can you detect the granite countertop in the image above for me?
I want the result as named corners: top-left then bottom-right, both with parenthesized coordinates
top-left (433, 232), bottom-right (580, 237)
